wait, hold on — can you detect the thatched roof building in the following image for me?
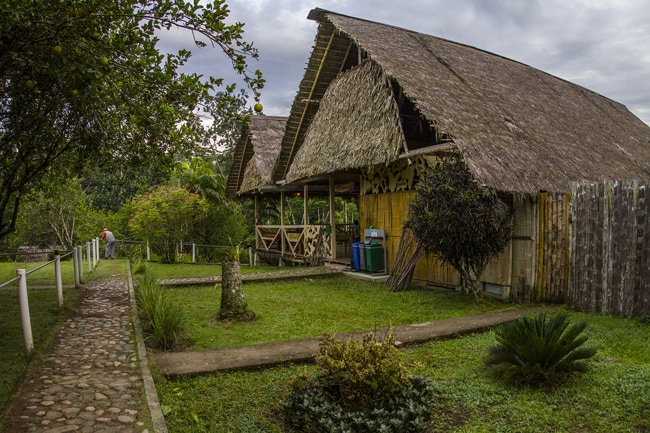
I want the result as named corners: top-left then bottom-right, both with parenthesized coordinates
top-left (226, 115), bottom-right (286, 198)
top-left (275, 8), bottom-right (650, 192)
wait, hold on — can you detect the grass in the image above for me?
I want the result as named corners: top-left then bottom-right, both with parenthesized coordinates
top-left (7, 259), bottom-right (642, 432)
top-left (164, 275), bottom-right (521, 350)
top-left (143, 262), bottom-right (290, 280)
top-left (0, 258), bottom-right (79, 287)
top-left (154, 311), bottom-right (650, 433)
top-left (0, 259), bottom-right (126, 414)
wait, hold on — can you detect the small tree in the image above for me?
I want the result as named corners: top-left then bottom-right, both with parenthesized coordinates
top-left (128, 185), bottom-right (208, 263)
top-left (404, 153), bottom-right (513, 298)
top-left (218, 243), bottom-right (254, 321)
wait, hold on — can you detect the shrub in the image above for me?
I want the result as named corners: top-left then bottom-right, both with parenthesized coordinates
top-left (134, 271), bottom-right (187, 350)
top-left (283, 332), bottom-right (435, 433)
top-left (317, 333), bottom-right (411, 411)
top-left (132, 259), bottom-right (148, 275)
top-left (485, 311), bottom-right (597, 385)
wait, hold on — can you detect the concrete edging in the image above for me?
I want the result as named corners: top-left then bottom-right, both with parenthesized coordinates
top-left (127, 262), bottom-right (168, 433)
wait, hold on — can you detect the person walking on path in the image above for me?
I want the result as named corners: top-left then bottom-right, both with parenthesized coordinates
top-left (103, 228), bottom-right (116, 259)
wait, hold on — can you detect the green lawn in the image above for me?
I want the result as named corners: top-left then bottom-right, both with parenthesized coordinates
top-left (0, 258), bottom-right (79, 287)
top-left (141, 262), bottom-right (289, 280)
top-left (155, 311), bottom-right (650, 433)
top-left (142, 266), bottom-right (650, 432)
top-left (165, 275), bottom-right (523, 350)
top-left (5, 260), bottom-right (647, 432)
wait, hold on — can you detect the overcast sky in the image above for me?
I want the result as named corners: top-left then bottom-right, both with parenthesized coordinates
top-left (164, 0), bottom-right (650, 125)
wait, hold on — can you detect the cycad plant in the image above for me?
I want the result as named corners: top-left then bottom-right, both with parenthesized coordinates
top-left (486, 311), bottom-right (596, 385)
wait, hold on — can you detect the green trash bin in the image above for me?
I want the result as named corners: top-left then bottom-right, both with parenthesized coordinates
top-left (365, 243), bottom-right (384, 272)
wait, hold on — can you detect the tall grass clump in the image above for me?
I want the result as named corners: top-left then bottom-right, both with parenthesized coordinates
top-left (485, 311), bottom-right (597, 386)
top-left (283, 332), bottom-right (435, 433)
top-left (132, 259), bottom-right (148, 275)
top-left (135, 270), bottom-right (187, 350)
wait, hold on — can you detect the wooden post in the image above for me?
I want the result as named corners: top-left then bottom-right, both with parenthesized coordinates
top-left (329, 177), bottom-right (336, 260)
top-left (303, 185), bottom-right (309, 225)
top-left (280, 190), bottom-right (285, 259)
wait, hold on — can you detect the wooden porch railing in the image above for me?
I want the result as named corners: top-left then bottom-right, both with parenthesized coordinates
top-left (255, 224), bottom-right (332, 260)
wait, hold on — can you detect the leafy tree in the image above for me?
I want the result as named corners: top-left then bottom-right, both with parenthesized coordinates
top-left (82, 161), bottom-right (171, 213)
top-left (170, 157), bottom-right (226, 205)
top-left (128, 185), bottom-right (208, 263)
top-left (201, 88), bottom-right (252, 174)
top-left (169, 156), bottom-right (252, 252)
top-left (6, 177), bottom-right (107, 250)
top-left (396, 153), bottom-right (513, 297)
top-left (0, 0), bottom-right (264, 240)
top-left (486, 311), bottom-right (597, 386)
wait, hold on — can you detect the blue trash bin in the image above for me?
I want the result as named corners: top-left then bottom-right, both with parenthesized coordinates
top-left (351, 242), bottom-right (361, 270)
top-left (359, 242), bottom-right (366, 271)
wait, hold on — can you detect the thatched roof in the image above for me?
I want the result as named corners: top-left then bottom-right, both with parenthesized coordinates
top-left (285, 60), bottom-right (404, 183)
top-left (226, 115), bottom-right (286, 197)
top-left (274, 8), bottom-right (650, 192)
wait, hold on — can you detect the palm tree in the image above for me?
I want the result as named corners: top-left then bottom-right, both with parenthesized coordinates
top-left (170, 157), bottom-right (226, 205)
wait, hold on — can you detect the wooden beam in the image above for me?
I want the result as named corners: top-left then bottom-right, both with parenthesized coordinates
top-left (283, 28), bottom-right (337, 179)
top-left (329, 176), bottom-right (336, 260)
top-left (398, 143), bottom-right (457, 159)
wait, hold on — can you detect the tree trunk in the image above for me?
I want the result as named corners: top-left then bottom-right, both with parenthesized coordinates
top-left (218, 258), bottom-right (254, 321)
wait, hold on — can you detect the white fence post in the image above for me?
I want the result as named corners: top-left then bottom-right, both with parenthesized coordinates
top-left (249, 247), bottom-right (253, 267)
top-left (17, 269), bottom-right (34, 356)
top-left (54, 254), bottom-right (63, 308)
top-left (146, 241), bottom-right (150, 261)
top-left (73, 247), bottom-right (80, 288)
top-left (94, 237), bottom-right (99, 266)
top-left (192, 243), bottom-right (196, 263)
top-left (77, 246), bottom-right (84, 284)
top-left (92, 238), bottom-right (97, 268)
top-left (86, 242), bottom-right (92, 273)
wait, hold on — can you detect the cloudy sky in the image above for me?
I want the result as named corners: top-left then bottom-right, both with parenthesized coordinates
top-left (165, 0), bottom-right (650, 125)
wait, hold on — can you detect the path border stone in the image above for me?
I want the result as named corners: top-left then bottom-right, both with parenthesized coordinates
top-left (126, 263), bottom-right (168, 433)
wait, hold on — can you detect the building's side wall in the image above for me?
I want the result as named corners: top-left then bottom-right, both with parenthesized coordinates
top-left (359, 157), bottom-right (571, 303)
top-left (359, 190), bottom-right (459, 288)
top-left (360, 155), bottom-right (459, 289)
top-left (509, 195), bottom-right (538, 302)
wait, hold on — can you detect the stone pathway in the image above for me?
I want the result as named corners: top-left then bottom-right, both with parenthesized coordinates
top-left (2, 275), bottom-right (153, 433)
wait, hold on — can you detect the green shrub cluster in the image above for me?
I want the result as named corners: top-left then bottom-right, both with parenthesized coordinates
top-left (485, 311), bottom-right (597, 385)
top-left (135, 271), bottom-right (187, 350)
top-left (132, 259), bottom-right (148, 275)
top-left (283, 333), bottom-right (434, 433)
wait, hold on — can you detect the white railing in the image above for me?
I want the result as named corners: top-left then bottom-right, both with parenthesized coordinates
top-left (0, 238), bottom-right (101, 356)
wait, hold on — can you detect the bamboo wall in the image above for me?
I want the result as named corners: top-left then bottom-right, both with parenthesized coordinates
top-left (359, 191), bottom-right (458, 287)
top-left (509, 196), bottom-right (537, 302)
top-left (534, 192), bottom-right (571, 303)
top-left (358, 156), bottom-right (572, 303)
top-left (569, 180), bottom-right (650, 318)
